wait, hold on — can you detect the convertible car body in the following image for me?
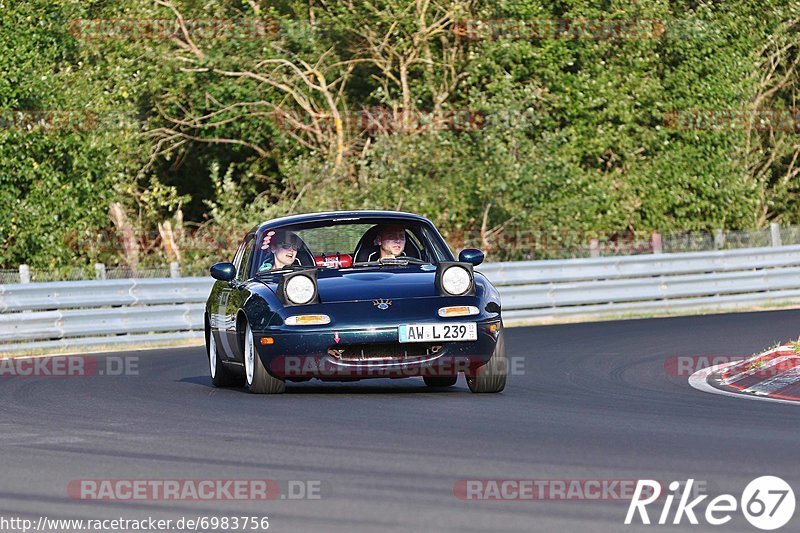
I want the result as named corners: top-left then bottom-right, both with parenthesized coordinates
top-left (205, 210), bottom-right (505, 394)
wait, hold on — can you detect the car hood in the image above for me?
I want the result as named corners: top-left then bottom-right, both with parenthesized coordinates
top-left (263, 266), bottom-right (441, 302)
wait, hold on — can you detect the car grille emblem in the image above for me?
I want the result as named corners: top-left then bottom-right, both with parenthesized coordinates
top-left (373, 299), bottom-right (392, 310)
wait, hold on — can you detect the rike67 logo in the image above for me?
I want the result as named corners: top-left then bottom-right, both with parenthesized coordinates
top-left (626, 477), bottom-right (796, 530)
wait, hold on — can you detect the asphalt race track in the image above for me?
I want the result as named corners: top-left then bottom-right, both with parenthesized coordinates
top-left (1, 310), bottom-right (799, 532)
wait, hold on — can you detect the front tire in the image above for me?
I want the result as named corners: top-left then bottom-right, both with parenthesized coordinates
top-left (243, 321), bottom-right (285, 394)
top-left (466, 330), bottom-right (507, 393)
top-left (208, 328), bottom-right (240, 387)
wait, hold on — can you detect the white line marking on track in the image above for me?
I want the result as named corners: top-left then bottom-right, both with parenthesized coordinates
top-left (689, 361), bottom-right (800, 406)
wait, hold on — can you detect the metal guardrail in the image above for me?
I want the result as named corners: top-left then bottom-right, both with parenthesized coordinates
top-left (3, 244), bottom-right (800, 354)
top-left (478, 246), bottom-right (800, 284)
top-left (0, 278), bottom-right (212, 354)
top-left (480, 245), bottom-right (800, 321)
top-left (0, 277), bottom-right (212, 313)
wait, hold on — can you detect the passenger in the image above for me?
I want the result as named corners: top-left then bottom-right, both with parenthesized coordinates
top-left (258, 230), bottom-right (303, 271)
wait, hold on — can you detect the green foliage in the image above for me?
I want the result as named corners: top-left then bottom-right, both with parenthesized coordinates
top-left (1, 0), bottom-right (799, 270)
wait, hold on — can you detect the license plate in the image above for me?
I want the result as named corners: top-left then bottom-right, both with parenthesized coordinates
top-left (398, 323), bottom-right (477, 343)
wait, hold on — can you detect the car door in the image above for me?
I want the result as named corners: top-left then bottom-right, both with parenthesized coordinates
top-left (224, 232), bottom-right (256, 361)
top-left (211, 236), bottom-right (247, 359)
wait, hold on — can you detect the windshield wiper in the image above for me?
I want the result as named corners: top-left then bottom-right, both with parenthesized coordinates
top-left (254, 264), bottom-right (319, 277)
top-left (353, 256), bottom-right (429, 267)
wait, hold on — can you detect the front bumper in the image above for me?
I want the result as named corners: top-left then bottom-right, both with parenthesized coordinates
top-left (254, 320), bottom-right (501, 380)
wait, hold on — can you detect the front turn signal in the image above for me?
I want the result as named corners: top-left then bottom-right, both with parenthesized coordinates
top-left (437, 305), bottom-right (479, 318)
top-left (285, 314), bottom-right (331, 326)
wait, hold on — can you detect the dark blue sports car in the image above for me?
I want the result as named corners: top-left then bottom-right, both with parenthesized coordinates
top-left (205, 210), bottom-right (505, 393)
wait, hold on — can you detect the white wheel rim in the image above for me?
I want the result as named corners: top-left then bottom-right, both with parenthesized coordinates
top-left (244, 324), bottom-right (254, 385)
top-left (209, 332), bottom-right (217, 379)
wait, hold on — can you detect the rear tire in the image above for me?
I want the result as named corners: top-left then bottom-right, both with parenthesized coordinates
top-left (423, 376), bottom-right (458, 388)
top-left (243, 321), bottom-right (285, 394)
top-left (207, 327), bottom-right (240, 387)
top-left (466, 330), bottom-right (507, 393)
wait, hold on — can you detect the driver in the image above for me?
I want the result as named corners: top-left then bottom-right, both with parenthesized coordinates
top-left (367, 224), bottom-right (407, 261)
top-left (258, 230), bottom-right (303, 271)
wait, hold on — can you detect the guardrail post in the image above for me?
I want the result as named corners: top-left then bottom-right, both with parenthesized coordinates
top-left (94, 263), bottom-right (106, 280)
top-left (19, 264), bottom-right (30, 284)
top-left (714, 229), bottom-right (725, 250)
top-left (589, 239), bottom-right (600, 258)
top-left (770, 222), bottom-right (782, 247)
top-left (170, 262), bottom-right (181, 278)
top-left (651, 233), bottom-right (663, 254)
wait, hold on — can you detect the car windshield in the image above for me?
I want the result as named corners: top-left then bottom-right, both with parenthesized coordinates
top-left (251, 219), bottom-right (452, 275)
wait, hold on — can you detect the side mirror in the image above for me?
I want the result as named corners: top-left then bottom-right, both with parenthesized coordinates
top-left (458, 248), bottom-right (484, 266)
top-left (210, 262), bottom-right (236, 282)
